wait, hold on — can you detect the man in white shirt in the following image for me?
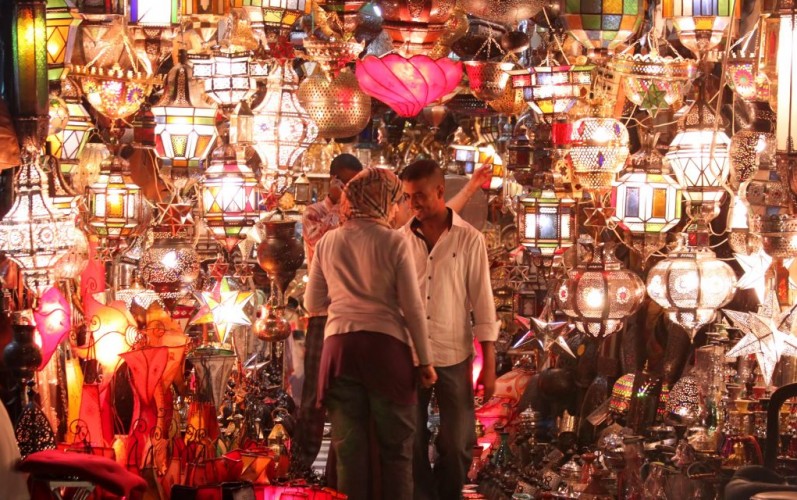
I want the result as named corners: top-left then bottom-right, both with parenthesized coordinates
top-left (400, 160), bottom-right (499, 500)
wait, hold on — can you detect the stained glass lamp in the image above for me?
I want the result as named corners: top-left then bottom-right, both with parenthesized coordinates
top-left (611, 50), bottom-right (697, 117)
top-left (518, 176), bottom-right (576, 257)
top-left (507, 64), bottom-right (594, 122)
top-left (0, 160), bottom-right (76, 295)
top-left (45, 0), bottom-right (80, 82)
top-left (253, 60), bottom-right (319, 171)
top-left (129, 0), bottom-right (180, 26)
top-left (569, 117), bottom-right (630, 194)
top-left (152, 51), bottom-right (218, 188)
top-left (201, 143), bottom-right (262, 253)
top-left (46, 78), bottom-right (91, 183)
top-left (189, 49), bottom-right (257, 114)
top-left (665, 99), bottom-right (731, 226)
top-left (646, 234), bottom-right (737, 339)
top-left (556, 241), bottom-right (645, 338)
top-left (662, 0), bottom-right (740, 58)
top-left (562, 0), bottom-right (645, 57)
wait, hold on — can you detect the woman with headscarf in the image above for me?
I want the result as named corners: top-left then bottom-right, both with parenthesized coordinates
top-left (305, 167), bottom-right (437, 500)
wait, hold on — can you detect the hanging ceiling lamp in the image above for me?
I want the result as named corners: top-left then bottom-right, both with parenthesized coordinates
top-left (45, 0), bottom-right (80, 83)
top-left (189, 48), bottom-right (257, 115)
top-left (356, 54), bottom-right (462, 118)
top-left (568, 116), bottom-right (630, 195)
top-left (201, 143), bottom-right (261, 254)
top-left (376, 0), bottom-right (455, 56)
top-left (0, 159), bottom-right (76, 295)
top-left (252, 60), bottom-right (319, 172)
top-left (646, 235), bottom-right (737, 339)
top-left (46, 78), bottom-right (91, 185)
top-left (561, 0), bottom-right (645, 60)
top-left (464, 61), bottom-right (514, 102)
top-left (662, 0), bottom-right (740, 59)
top-left (556, 241), bottom-right (645, 338)
top-left (507, 62), bottom-right (594, 123)
top-left (518, 172), bottom-right (576, 259)
top-left (152, 50), bottom-right (219, 189)
top-left (297, 65), bottom-right (371, 140)
top-left (611, 49), bottom-right (697, 117)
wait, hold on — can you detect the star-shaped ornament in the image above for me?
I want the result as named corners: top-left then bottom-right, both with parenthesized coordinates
top-left (156, 203), bottom-right (195, 238)
top-left (191, 277), bottom-right (253, 344)
top-left (724, 305), bottom-right (797, 385)
top-left (582, 206), bottom-right (617, 231)
top-left (639, 83), bottom-right (668, 116)
top-left (512, 314), bottom-right (576, 358)
top-left (735, 250), bottom-right (772, 304)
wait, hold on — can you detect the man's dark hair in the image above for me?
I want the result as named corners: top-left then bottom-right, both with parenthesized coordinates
top-left (401, 159), bottom-right (445, 184)
top-left (329, 154), bottom-right (363, 177)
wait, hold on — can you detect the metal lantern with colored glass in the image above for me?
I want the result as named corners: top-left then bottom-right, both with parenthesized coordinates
top-left (662, 0), bottom-right (739, 58)
top-left (152, 51), bottom-right (219, 188)
top-left (646, 234), bottom-right (737, 339)
top-left (556, 241), bottom-right (645, 338)
top-left (665, 99), bottom-right (731, 226)
top-left (45, 0), bottom-right (80, 83)
top-left (611, 136), bottom-right (682, 262)
top-left (46, 78), bottom-right (91, 184)
top-left (569, 117), bottom-right (630, 194)
top-left (611, 50), bottom-right (697, 118)
top-left (85, 154), bottom-right (151, 250)
top-left (201, 143), bottom-right (262, 254)
top-left (518, 172), bottom-right (576, 258)
top-left (507, 63), bottom-right (594, 122)
top-left (297, 66), bottom-right (371, 140)
top-left (253, 60), bottom-right (319, 171)
top-left (562, 0), bottom-right (645, 59)
top-left (189, 49), bottom-right (257, 115)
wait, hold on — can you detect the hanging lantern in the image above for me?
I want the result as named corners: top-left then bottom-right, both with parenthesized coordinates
top-left (12, 0), bottom-right (49, 120)
top-left (464, 61), bottom-right (513, 102)
top-left (756, 214), bottom-right (797, 259)
top-left (0, 160), bottom-right (76, 295)
top-left (253, 60), bottom-right (319, 170)
top-left (555, 241), bottom-right (645, 338)
top-left (561, 0), bottom-right (644, 57)
top-left (189, 49), bottom-right (257, 114)
top-left (646, 235), bottom-right (737, 339)
top-left (726, 40), bottom-right (769, 102)
top-left (611, 137), bottom-right (682, 261)
top-left (303, 39), bottom-right (365, 76)
top-left (153, 51), bottom-right (219, 186)
top-left (377, 0), bottom-right (455, 55)
top-left (507, 64), bottom-right (594, 122)
top-left (45, 0), bottom-right (80, 82)
top-left (729, 101), bottom-right (776, 192)
top-left (129, 0), bottom-right (180, 26)
top-left (355, 54), bottom-right (462, 118)
top-left (610, 50), bottom-right (697, 117)
top-left (487, 83), bottom-right (526, 117)
top-left (568, 117), bottom-right (630, 194)
top-left (47, 79), bottom-right (91, 183)
top-left (662, 0), bottom-right (740, 58)
top-left (84, 154), bottom-right (151, 250)
top-left (666, 99), bottom-right (731, 225)
top-left (187, 349), bottom-right (236, 406)
top-left (609, 373), bottom-right (635, 416)
top-left (201, 144), bottom-right (261, 253)
top-left (518, 177), bottom-right (576, 257)
top-left (297, 66), bottom-right (371, 140)
top-left (456, 0), bottom-right (543, 26)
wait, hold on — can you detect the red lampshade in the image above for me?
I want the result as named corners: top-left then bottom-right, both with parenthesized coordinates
top-left (355, 54), bottom-right (462, 117)
top-left (34, 286), bottom-right (71, 370)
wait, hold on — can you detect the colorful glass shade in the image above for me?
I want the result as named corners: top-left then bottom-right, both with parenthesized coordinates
top-left (646, 238), bottom-right (737, 338)
top-left (556, 242), bottom-right (645, 338)
top-left (201, 144), bottom-right (261, 253)
top-left (0, 161), bottom-right (76, 294)
top-left (47, 80), bottom-right (91, 172)
top-left (726, 50), bottom-right (769, 102)
top-left (34, 286), bottom-right (71, 370)
top-left (45, 0), bottom-right (80, 82)
top-left (665, 102), bottom-right (731, 214)
top-left (152, 55), bottom-right (218, 185)
top-left (297, 67), bottom-right (371, 140)
top-left (507, 65), bottom-right (594, 122)
top-left (189, 49), bottom-right (256, 111)
top-left (84, 154), bottom-right (151, 245)
top-left (129, 0), bottom-right (180, 26)
top-left (609, 373), bottom-right (635, 416)
top-left (562, 0), bottom-right (644, 52)
top-left (611, 51), bottom-right (697, 117)
top-left (253, 61), bottom-right (319, 169)
top-left (13, 0), bottom-right (49, 117)
top-left (662, 0), bottom-right (739, 57)
top-left (355, 54), bottom-right (463, 118)
top-left (612, 169), bottom-right (681, 233)
top-left (568, 117), bottom-right (630, 193)
top-left (231, 0), bottom-right (310, 34)
top-left (518, 187), bottom-right (576, 256)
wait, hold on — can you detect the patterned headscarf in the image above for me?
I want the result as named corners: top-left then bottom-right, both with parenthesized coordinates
top-left (341, 167), bottom-right (403, 226)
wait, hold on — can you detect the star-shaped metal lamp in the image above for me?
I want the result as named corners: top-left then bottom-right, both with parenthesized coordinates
top-left (191, 277), bottom-right (253, 344)
top-left (734, 250), bottom-right (772, 304)
top-left (513, 314), bottom-right (576, 358)
top-left (724, 306), bottom-right (797, 385)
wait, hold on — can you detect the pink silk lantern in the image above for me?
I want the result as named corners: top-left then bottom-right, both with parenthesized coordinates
top-left (34, 286), bottom-right (71, 370)
top-left (355, 54), bottom-right (462, 117)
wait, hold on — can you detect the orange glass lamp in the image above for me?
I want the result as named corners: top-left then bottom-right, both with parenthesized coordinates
top-left (153, 51), bottom-right (218, 188)
top-left (253, 60), bottom-right (319, 171)
top-left (201, 144), bottom-right (262, 254)
top-left (662, 0), bottom-right (740, 59)
top-left (84, 155), bottom-right (151, 252)
top-left (13, 0), bottom-right (49, 120)
top-left (0, 160), bottom-right (76, 295)
top-left (45, 0), bottom-right (80, 82)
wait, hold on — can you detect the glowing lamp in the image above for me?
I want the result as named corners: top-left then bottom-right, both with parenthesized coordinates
top-left (152, 52), bottom-right (218, 186)
top-left (609, 373), bottom-right (635, 416)
top-left (562, 0), bottom-right (644, 54)
top-left (253, 60), bottom-right (319, 170)
top-left (0, 161), bottom-right (76, 294)
top-left (45, 0), bottom-right (80, 82)
top-left (464, 61), bottom-right (513, 102)
top-left (378, 0), bottom-right (455, 55)
top-left (201, 144), bottom-right (261, 253)
top-left (729, 101), bottom-right (776, 192)
top-left (662, 0), bottom-right (739, 58)
top-left (665, 100), bottom-right (731, 223)
top-left (13, 0), bottom-right (49, 118)
top-left (190, 49), bottom-right (256, 113)
top-left (355, 54), bottom-right (463, 118)
top-left (449, 144), bottom-right (503, 190)
top-left (611, 51), bottom-right (697, 117)
top-left (297, 67), bottom-right (371, 140)
top-left (47, 79), bottom-right (91, 171)
top-left (507, 65), bottom-right (594, 122)
top-left (518, 184), bottom-right (576, 257)
top-left (84, 154), bottom-right (151, 249)
top-left (555, 242), bottom-right (645, 337)
top-left (129, 0), bottom-right (180, 26)
top-left (568, 117), bottom-right (630, 193)
top-left (82, 298), bottom-right (135, 374)
top-left (33, 286), bottom-right (71, 370)
top-left (646, 236), bottom-right (736, 339)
